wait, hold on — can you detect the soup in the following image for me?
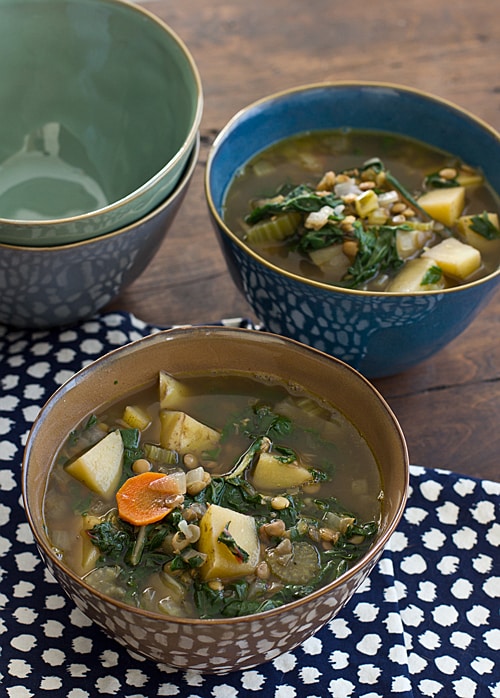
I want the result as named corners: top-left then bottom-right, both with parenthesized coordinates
top-left (44, 370), bottom-right (382, 619)
top-left (223, 129), bottom-right (500, 291)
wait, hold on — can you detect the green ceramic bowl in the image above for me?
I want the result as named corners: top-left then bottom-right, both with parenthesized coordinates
top-left (0, 0), bottom-right (202, 246)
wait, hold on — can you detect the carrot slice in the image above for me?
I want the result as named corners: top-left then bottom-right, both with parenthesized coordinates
top-left (116, 471), bottom-right (184, 526)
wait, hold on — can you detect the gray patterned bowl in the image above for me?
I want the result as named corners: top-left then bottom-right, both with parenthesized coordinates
top-left (0, 135), bottom-right (199, 329)
top-left (0, 0), bottom-right (202, 246)
top-left (22, 325), bottom-right (409, 674)
top-left (205, 82), bottom-right (500, 378)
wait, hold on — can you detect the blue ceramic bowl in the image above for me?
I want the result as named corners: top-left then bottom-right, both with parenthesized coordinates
top-left (205, 82), bottom-right (500, 378)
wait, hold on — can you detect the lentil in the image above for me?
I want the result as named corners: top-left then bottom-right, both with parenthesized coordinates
top-left (439, 167), bottom-right (458, 180)
top-left (271, 496), bottom-right (290, 510)
top-left (131, 458), bottom-right (151, 474)
top-left (183, 453), bottom-right (199, 469)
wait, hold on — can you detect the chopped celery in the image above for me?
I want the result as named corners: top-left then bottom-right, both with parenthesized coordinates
top-left (245, 212), bottom-right (301, 244)
top-left (143, 443), bottom-right (178, 465)
top-left (355, 190), bottom-right (379, 217)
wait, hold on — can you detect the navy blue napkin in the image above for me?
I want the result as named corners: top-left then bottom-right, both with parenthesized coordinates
top-left (1, 312), bottom-right (498, 697)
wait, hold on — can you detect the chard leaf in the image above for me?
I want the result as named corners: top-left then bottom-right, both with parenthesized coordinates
top-left (247, 405), bottom-right (292, 439)
top-left (470, 211), bottom-right (500, 240)
top-left (194, 579), bottom-right (256, 618)
top-left (366, 159), bottom-right (440, 225)
top-left (296, 223), bottom-right (345, 252)
top-left (197, 476), bottom-right (268, 515)
top-left (119, 428), bottom-right (144, 479)
top-left (273, 445), bottom-right (297, 464)
top-left (421, 265), bottom-right (443, 286)
top-left (343, 223), bottom-right (403, 287)
top-left (88, 520), bottom-right (132, 559)
top-left (68, 414), bottom-right (99, 447)
top-left (424, 171), bottom-right (460, 188)
top-left (170, 552), bottom-right (205, 571)
top-left (245, 184), bottom-right (342, 224)
top-left (217, 523), bottom-right (249, 563)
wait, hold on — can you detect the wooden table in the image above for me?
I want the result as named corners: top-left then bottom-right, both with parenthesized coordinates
top-left (109, 0), bottom-right (500, 482)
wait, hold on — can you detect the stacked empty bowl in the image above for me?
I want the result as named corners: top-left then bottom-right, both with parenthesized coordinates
top-left (0, 0), bottom-right (202, 328)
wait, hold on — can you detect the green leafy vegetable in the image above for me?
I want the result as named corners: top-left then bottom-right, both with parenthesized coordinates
top-left (343, 223), bottom-right (404, 287)
top-left (242, 158), bottom-right (450, 289)
top-left (296, 223), bottom-right (345, 252)
top-left (424, 170), bottom-right (460, 189)
top-left (364, 158), bottom-right (435, 223)
top-left (245, 404), bottom-right (293, 440)
top-left (221, 404), bottom-right (294, 480)
top-left (79, 398), bottom-right (379, 619)
top-left (421, 265), bottom-right (443, 286)
top-left (272, 445), bottom-right (298, 464)
top-left (470, 211), bottom-right (500, 240)
top-left (119, 428), bottom-right (144, 480)
top-left (191, 515), bottom-right (378, 619)
top-left (245, 184), bottom-right (343, 224)
top-left (217, 523), bottom-right (250, 563)
top-left (170, 552), bottom-right (206, 571)
top-left (88, 519), bottom-right (132, 559)
top-left (68, 414), bottom-right (99, 447)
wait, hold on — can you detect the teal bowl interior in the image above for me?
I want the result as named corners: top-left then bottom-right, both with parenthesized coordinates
top-left (0, 0), bottom-right (202, 245)
top-left (206, 82), bottom-right (500, 378)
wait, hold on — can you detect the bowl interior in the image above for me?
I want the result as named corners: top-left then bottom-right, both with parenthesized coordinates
top-left (23, 327), bottom-right (409, 616)
top-left (0, 0), bottom-right (201, 230)
top-left (207, 82), bottom-right (500, 218)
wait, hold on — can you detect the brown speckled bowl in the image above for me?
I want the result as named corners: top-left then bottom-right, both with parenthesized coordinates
top-left (22, 326), bottom-right (409, 674)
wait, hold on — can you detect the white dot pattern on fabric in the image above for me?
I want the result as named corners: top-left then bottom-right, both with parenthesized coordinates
top-left (1, 312), bottom-right (498, 697)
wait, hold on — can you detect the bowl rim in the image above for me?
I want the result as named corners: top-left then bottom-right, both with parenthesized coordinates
top-left (205, 79), bottom-right (500, 297)
top-left (0, 0), bottom-right (203, 230)
top-left (22, 324), bottom-right (409, 627)
top-left (0, 133), bottom-right (200, 252)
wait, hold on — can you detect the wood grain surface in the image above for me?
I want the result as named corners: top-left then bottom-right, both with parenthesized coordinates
top-left (108, 0), bottom-right (500, 481)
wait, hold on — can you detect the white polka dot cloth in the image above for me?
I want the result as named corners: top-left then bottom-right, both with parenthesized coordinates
top-left (1, 312), bottom-right (499, 698)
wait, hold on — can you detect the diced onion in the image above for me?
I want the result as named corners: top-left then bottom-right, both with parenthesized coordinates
top-left (377, 191), bottom-right (399, 205)
top-left (167, 469), bottom-right (187, 494)
top-left (305, 206), bottom-right (335, 230)
top-left (334, 180), bottom-right (362, 198)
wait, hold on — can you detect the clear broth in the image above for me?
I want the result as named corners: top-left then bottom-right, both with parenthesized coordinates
top-left (223, 129), bottom-right (500, 288)
top-left (44, 371), bottom-right (382, 619)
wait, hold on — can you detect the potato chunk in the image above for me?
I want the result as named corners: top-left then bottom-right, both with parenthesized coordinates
top-left (198, 504), bottom-right (260, 580)
top-left (122, 405), bottom-right (151, 431)
top-left (65, 430), bottom-right (123, 499)
top-left (422, 237), bottom-right (481, 279)
top-left (159, 371), bottom-right (191, 409)
top-left (160, 410), bottom-right (220, 456)
top-left (309, 244), bottom-right (351, 279)
top-left (456, 171), bottom-right (484, 188)
top-left (79, 514), bottom-right (102, 574)
top-left (417, 187), bottom-right (465, 226)
top-left (387, 257), bottom-right (445, 292)
top-left (252, 452), bottom-right (312, 491)
top-left (395, 227), bottom-right (434, 259)
top-left (457, 213), bottom-right (500, 255)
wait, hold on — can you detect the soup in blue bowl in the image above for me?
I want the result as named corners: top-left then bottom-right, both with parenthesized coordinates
top-left (205, 82), bottom-right (500, 377)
